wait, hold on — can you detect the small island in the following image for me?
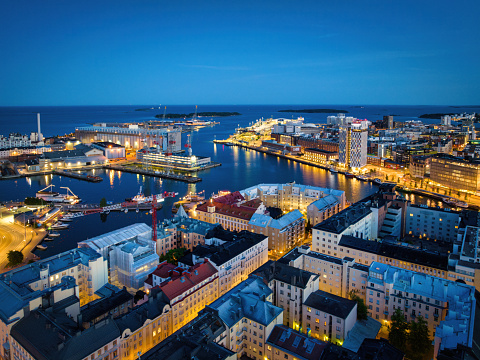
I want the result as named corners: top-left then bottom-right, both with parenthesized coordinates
top-left (278, 109), bottom-right (349, 114)
top-left (154, 112), bottom-right (241, 119)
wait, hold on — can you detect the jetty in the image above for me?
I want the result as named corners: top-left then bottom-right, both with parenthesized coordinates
top-left (54, 170), bottom-right (103, 182)
top-left (105, 164), bottom-right (202, 183)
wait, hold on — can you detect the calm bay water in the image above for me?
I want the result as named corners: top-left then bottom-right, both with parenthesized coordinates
top-left (1, 104), bottom-right (478, 257)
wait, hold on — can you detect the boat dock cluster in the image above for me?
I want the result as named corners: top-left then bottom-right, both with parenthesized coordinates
top-left (106, 164), bottom-right (202, 183)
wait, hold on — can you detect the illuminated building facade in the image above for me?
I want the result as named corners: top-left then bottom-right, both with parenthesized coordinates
top-left (339, 120), bottom-right (368, 169)
top-left (430, 153), bottom-right (480, 193)
top-left (303, 148), bottom-right (339, 164)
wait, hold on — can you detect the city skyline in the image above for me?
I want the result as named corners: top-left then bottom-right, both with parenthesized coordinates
top-left (1, 0), bottom-right (479, 106)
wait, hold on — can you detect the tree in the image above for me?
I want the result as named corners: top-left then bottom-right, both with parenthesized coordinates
top-left (388, 308), bottom-right (409, 352)
top-left (160, 248), bottom-right (187, 265)
top-left (348, 290), bottom-right (368, 320)
top-left (385, 175), bottom-right (389, 181)
top-left (100, 197), bottom-right (107, 207)
top-left (7, 250), bottom-right (23, 268)
top-left (408, 316), bottom-right (431, 360)
top-left (305, 219), bottom-right (312, 237)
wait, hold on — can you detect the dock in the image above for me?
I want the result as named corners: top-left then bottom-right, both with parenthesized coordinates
top-left (105, 164), bottom-right (202, 183)
top-left (54, 170), bottom-right (103, 182)
top-left (60, 202), bottom-right (162, 213)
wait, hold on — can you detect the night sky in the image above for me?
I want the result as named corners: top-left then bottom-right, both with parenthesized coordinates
top-left (1, 0), bottom-right (479, 105)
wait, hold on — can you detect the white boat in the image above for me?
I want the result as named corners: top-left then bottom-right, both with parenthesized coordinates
top-left (60, 217), bottom-right (72, 222)
top-left (356, 175), bottom-right (368, 181)
top-left (455, 201), bottom-right (468, 208)
top-left (329, 168), bottom-right (338, 173)
top-left (51, 222), bottom-right (69, 230)
top-left (49, 232), bottom-right (61, 237)
top-left (36, 185), bottom-right (81, 204)
top-left (373, 178), bottom-right (383, 185)
top-left (36, 245), bottom-right (47, 250)
top-left (44, 238), bottom-right (54, 241)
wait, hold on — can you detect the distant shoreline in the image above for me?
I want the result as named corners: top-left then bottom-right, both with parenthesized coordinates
top-left (154, 112), bottom-right (241, 119)
top-left (278, 109), bottom-right (349, 114)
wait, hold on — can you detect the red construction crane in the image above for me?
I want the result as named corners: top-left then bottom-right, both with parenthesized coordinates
top-left (151, 195), bottom-right (157, 242)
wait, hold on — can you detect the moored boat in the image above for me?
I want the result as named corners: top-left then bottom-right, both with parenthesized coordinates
top-left (373, 178), bottom-right (383, 185)
top-left (36, 244), bottom-right (47, 250)
top-left (51, 222), bottom-right (69, 230)
top-left (329, 168), bottom-right (338, 173)
top-left (49, 232), bottom-right (61, 237)
top-left (345, 173), bottom-right (355, 178)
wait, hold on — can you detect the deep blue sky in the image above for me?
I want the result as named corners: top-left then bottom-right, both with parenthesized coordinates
top-left (0, 0), bottom-right (479, 106)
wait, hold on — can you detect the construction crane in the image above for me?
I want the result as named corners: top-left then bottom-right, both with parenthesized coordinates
top-left (151, 195), bottom-right (157, 242)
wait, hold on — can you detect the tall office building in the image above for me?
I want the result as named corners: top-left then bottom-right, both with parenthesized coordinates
top-left (383, 115), bottom-right (394, 129)
top-left (339, 120), bottom-right (368, 169)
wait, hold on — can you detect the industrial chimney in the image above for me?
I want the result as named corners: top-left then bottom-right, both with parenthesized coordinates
top-left (37, 113), bottom-right (43, 141)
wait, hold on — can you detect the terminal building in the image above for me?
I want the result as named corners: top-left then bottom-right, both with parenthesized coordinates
top-left (75, 125), bottom-right (182, 151)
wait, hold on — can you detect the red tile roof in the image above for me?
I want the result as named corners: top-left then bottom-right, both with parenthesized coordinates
top-left (195, 198), bottom-right (263, 221)
top-left (158, 261), bottom-right (218, 302)
top-left (213, 191), bottom-right (244, 205)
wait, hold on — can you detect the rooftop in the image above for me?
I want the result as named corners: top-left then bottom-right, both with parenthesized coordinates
top-left (304, 290), bottom-right (357, 319)
top-left (313, 202), bottom-right (372, 234)
top-left (253, 261), bottom-right (319, 289)
top-left (266, 325), bottom-right (328, 360)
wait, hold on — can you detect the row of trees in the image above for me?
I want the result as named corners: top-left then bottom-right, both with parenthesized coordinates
top-left (388, 308), bottom-right (431, 360)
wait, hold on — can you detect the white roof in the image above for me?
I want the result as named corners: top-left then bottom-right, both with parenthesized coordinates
top-left (78, 223), bottom-right (151, 258)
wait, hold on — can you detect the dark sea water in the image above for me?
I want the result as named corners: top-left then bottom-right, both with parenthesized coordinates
top-left (1, 104), bottom-right (478, 257)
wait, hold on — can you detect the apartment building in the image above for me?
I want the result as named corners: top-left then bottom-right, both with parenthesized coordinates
top-left (141, 311), bottom-right (236, 360)
top-left (114, 289), bottom-right (172, 360)
top-left (156, 213), bottom-right (218, 253)
top-left (253, 261), bottom-right (319, 330)
top-left (10, 296), bottom-right (122, 360)
top-left (312, 202), bottom-right (374, 256)
top-left (179, 227), bottom-right (269, 296)
top-left (303, 290), bottom-right (357, 344)
top-left (405, 204), bottom-right (460, 242)
top-left (248, 209), bottom-right (305, 255)
top-left (240, 183), bottom-right (346, 214)
top-left (149, 260), bottom-right (219, 333)
top-left (204, 276), bottom-right (284, 359)
top-left (279, 246), bottom-right (369, 299)
top-left (339, 120), bottom-right (368, 169)
top-left (306, 194), bottom-right (342, 226)
top-left (367, 262), bottom-right (475, 356)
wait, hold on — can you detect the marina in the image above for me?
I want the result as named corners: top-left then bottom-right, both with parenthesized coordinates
top-left (54, 169), bottom-right (103, 182)
top-left (105, 164), bottom-right (203, 183)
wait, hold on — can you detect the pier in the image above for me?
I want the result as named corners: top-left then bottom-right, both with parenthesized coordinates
top-left (54, 170), bottom-right (103, 182)
top-left (104, 164), bottom-right (203, 183)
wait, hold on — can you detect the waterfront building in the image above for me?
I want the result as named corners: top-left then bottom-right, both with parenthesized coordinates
top-left (261, 140), bottom-right (302, 154)
top-left (339, 120), bottom-right (368, 169)
top-left (430, 153), bottom-right (480, 193)
top-left (39, 145), bottom-right (107, 170)
top-left (141, 311), bottom-right (236, 360)
top-left (91, 141), bottom-right (126, 159)
top-left (367, 262), bottom-right (475, 356)
top-left (303, 148), bottom-right (339, 164)
top-left (409, 154), bottom-right (431, 178)
top-left (303, 290), bottom-right (357, 344)
top-left (0, 247), bottom-right (108, 359)
top-left (441, 115), bottom-right (452, 126)
top-left (434, 138), bottom-right (453, 154)
top-left (248, 209), bottom-right (305, 255)
top-left (108, 237), bottom-right (159, 293)
top-left (0, 144), bottom-right (51, 160)
top-left (204, 276), bottom-right (284, 358)
top-left (75, 125), bottom-right (182, 151)
top-left (296, 137), bottom-right (340, 153)
top-left (253, 261), bottom-right (319, 330)
top-left (240, 183), bottom-right (346, 214)
top-left (136, 147), bottom-right (212, 170)
top-left (306, 194), bottom-right (342, 226)
top-left (179, 226), bottom-right (269, 296)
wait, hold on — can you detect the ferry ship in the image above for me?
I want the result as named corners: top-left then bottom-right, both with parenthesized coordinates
top-left (36, 185), bottom-right (80, 204)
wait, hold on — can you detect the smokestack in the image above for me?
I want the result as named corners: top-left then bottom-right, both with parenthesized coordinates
top-left (37, 113), bottom-right (43, 141)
